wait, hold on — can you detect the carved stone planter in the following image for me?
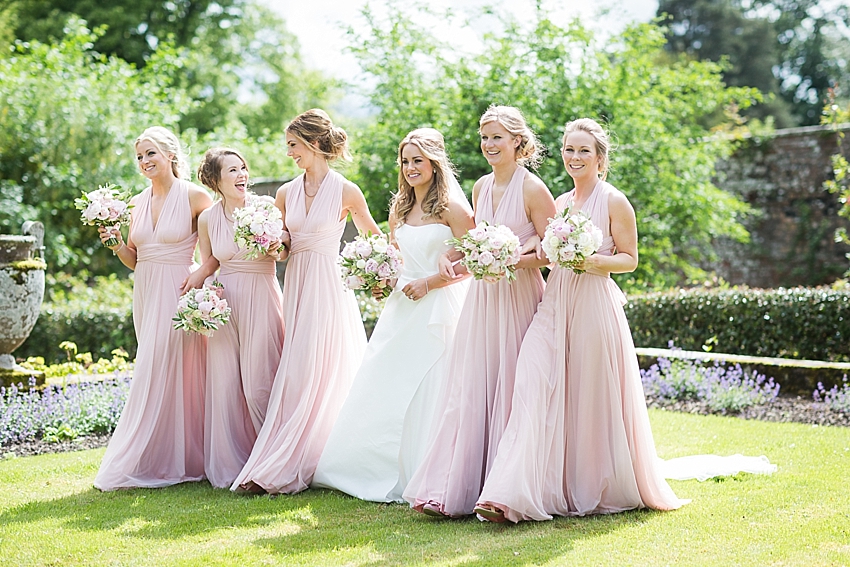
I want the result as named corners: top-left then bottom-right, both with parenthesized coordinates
top-left (0, 222), bottom-right (46, 387)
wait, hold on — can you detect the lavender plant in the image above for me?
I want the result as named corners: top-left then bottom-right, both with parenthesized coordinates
top-left (813, 376), bottom-right (850, 413)
top-left (0, 374), bottom-right (130, 445)
top-left (640, 356), bottom-right (780, 413)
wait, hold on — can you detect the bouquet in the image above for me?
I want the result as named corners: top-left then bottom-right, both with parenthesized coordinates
top-left (74, 183), bottom-right (133, 247)
top-left (542, 206), bottom-right (604, 274)
top-left (173, 282), bottom-right (231, 336)
top-left (232, 195), bottom-right (285, 259)
top-left (338, 232), bottom-right (402, 299)
top-left (448, 222), bottom-right (522, 283)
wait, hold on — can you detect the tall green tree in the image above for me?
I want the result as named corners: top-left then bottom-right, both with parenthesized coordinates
top-left (347, 3), bottom-right (758, 290)
top-left (0, 20), bottom-right (188, 273)
top-left (659, 0), bottom-right (850, 126)
top-left (2, 0), bottom-right (339, 134)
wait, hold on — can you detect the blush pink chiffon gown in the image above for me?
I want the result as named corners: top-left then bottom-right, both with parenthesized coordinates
top-left (94, 179), bottom-right (206, 491)
top-left (476, 181), bottom-right (686, 522)
top-left (204, 199), bottom-right (284, 488)
top-left (231, 170), bottom-right (367, 494)
top-left (403, 167), bottom-right (545, 516)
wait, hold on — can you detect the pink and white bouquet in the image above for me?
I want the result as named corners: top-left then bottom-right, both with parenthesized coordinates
top-left (173, 282), bottom-right (231, 336)
top-left (449, 222), bottom-right (522, 283)
top-left (232, 195), bottom-right (284, 259)
top-left (542, 206), bottom-right (603, 274)
top-left (338, 232), bottom-right (401, 299)
top-left (74, 183), bottom-right (133, 248)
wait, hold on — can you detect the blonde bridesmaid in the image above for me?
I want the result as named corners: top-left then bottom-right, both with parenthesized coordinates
top-left (182, 148), bottom-right (285, 488)
top-left (403, 106), bottom-right (556, 517)
top-left (94, 126), bottom-right (212, 491)
top-left (232, 109), bottom-right (381, 495)
top-left (474, 118), bottom-right (685, 522)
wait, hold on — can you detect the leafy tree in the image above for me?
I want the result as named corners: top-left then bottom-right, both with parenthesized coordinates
top-left (2, 0), bottom-right (339, 134)
top-left (0, 20), bottom-right (188, 273)
top-left (346, 3), bottom-right (758, 290)
top-left (659, 0), bottom-right (850, 126)
top-left (822, 89), bottom-right (850, 273)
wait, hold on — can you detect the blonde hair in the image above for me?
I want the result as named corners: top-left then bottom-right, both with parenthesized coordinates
top-left (286, 109), bottom-right (350, 162)
top-left (479, 105), bottom-right (544, 169)
top-left (389, 128), bottom-right (455, 228)
top-left (135, 126), bottom-right (190, 179)
top-left (562, 118), bottom-right (611, 180)
top-left (197, 147), bottom-right (249, 199)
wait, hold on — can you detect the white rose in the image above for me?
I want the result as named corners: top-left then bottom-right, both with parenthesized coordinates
top-left (478, 251), bottom-right (494, 266)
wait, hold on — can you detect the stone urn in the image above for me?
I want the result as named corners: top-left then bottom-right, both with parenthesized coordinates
top-left (0, 221), bottom-right (46, 386)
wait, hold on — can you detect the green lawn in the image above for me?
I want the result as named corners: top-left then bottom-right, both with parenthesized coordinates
top-left (1, 410), bottom-right (848, 566)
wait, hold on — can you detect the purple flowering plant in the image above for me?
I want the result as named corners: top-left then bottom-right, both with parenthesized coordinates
top-left (0, 374), bottom-right (130, 445)
top-left (640, 349), bottom-right (780, 413)
top-left (813, 376), bottom-right (850, 413)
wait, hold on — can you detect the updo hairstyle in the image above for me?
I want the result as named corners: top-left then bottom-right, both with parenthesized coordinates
top-left (135, 126), bottom-right (190, 180)
top-left (286, 108), bottom-right (351, 163)
top-left (197, 147), bottom-right (248, 198)
top-left (479, 105), bottom-right (544, 169)
top-left (562, 118), bottom-right (611, 180)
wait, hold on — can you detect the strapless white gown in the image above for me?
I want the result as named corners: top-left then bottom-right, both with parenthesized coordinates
top-left (312, 223), bottom-right (471, 502)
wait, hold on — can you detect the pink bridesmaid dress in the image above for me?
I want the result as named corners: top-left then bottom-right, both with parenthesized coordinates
top-left (231, 170), bottom-right (367, 494)
top-left (403, 167), bottom-right (545, 516)
top-left (476, 181), bottom-right (685, 522)
top-left (204, 199), bottom-right (284, 488)
top-left (94, 179), bottom-right (206, 491)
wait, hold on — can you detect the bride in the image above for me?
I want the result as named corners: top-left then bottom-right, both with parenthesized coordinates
top-left (312, 128), bottom-right (474, 501)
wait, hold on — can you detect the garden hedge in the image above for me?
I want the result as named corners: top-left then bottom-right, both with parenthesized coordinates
top-left (15, 273), bottom-right (136, 364)
top-left (17, 282), bottom-right (850, 365)
top-left (626, 286), bottom-right (850, 362)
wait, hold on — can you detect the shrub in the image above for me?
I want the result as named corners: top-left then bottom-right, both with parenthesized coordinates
top-left (627, 286), bottom-right (850, 362)
top-left (17, 273), bottom-right (135, 364)
top-left (641, 355), bottom-right (780, 413)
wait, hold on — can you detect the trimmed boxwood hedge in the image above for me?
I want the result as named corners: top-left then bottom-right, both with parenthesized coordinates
top-left (626, 286), bottom-right (850, 362)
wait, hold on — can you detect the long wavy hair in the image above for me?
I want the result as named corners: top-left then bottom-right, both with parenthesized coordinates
top-left (389, 128), bottom-right (455, 228)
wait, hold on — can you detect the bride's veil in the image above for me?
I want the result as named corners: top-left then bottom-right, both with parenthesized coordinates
top-left (448, 174), bottom-right (474, 216)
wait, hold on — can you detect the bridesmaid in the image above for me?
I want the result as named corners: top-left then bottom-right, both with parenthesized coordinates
top-left (94, 126), bottom-right (212, 491)
top-left (312, 128), bottom-right (474, 502)
top-left (403, 106), bottom-right (556, 517)
top-left (181, 148), bottom-right (285, 488)
top-left (474, 118), bottom-right (685, 522)
top-left (231, 109), bottom-right (381, 495)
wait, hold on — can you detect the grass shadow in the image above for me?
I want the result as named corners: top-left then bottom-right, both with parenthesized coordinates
top-left (0, 482), bottom-right (659, 565)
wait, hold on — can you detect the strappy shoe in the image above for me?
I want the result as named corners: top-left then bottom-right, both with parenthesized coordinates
top-left (234, 481), bottom-right (266, 496)
top-left (474, 504), bottom-right (506, 523)
top-left (421, 501), bottom-right (448, 518)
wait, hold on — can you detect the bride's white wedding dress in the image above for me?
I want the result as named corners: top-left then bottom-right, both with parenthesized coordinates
top-left (312, 222), bottom-right (470, 502)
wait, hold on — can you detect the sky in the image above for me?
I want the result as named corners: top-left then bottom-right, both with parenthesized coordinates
top-left (259, 0), bottom-right (660, 115)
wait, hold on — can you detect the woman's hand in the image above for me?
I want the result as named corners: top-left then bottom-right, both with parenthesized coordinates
top-left (371, 278), bottom-right (396, 300)
top-left (267, 239), bottom-right (283, 261)
top-left (402, 278), bottom-right (429, 301)
top-left (574, 253), bottom-right (602, 273)
top-left (438, 254), bottom-right (459, 281)
top-left (98, 225), bottom-right (123, 250)
top-left (521, 234), bottom-right (543, 259)
top-left (180, 270), bottom-right (208, 295)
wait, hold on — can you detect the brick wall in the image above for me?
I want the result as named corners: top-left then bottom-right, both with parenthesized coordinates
top-left (710, 124), bottom-right (850, 288)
